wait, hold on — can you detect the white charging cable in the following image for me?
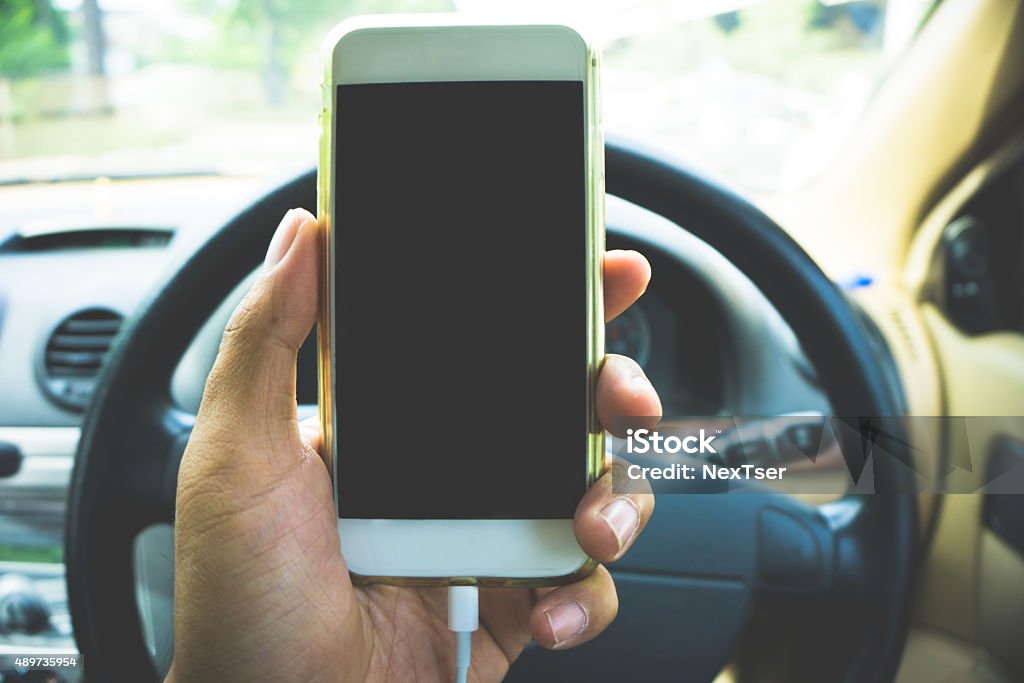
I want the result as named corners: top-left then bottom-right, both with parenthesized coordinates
top-left (448, 585), bottom-right (479, 683)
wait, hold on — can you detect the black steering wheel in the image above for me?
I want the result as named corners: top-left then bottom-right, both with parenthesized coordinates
top-left (67, 139), bottom-right (916, 682)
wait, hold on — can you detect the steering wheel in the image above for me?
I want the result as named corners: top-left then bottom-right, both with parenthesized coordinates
top-left (67, 139), bottom-right (916, 682)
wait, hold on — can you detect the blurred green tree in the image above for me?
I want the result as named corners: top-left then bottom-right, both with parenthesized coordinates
top-left (199, 0), bottom-right (453, 104)
top-left (0, 0), bottom-right (70, 79)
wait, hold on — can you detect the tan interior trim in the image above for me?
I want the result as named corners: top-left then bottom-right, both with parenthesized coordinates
top-left (913, 306), bottom-right (1024, 657)
top-left (896, 626), bottom-right (1014, 683)
top-left (774, 0), bottom-right (1024, 283)
top-left (977, 531), bottom-right (1024, 675)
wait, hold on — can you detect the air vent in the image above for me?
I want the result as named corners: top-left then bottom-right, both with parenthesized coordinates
top-left (0, 227), bottom-right (173, 252)
top-left (40, 308), bottom-right (124, 411)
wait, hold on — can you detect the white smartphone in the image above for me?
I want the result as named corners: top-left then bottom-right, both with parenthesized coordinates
top-left (317, 15), bottom-right (604, 585)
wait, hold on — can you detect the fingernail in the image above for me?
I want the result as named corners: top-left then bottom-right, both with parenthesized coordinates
top-left (545, 602), bottom-right (588, 647)
top-left (599, 497), bottom-right (640, 557)
top-left (265, 209), bottom-right (301, 268)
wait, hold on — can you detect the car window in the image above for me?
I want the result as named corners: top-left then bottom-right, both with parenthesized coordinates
top-left (0, 0), bottom-right (937, 196)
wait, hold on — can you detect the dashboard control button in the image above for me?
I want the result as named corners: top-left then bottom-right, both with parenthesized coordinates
top-left (0, 442), bottom-right (22, 478)
top-left (779, 423), bottom-right (825, 461)
top-left (0, 574), bottom-right (51, 635)
top-left (942, 216), bottom-right (999, 333)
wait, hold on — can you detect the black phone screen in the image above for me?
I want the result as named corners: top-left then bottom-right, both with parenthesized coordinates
top-left (334, 80), bottom-right (587, 519)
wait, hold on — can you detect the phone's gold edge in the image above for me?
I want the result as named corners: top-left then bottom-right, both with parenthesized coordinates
top-left (317, 29), bottom-right (605, 589)
top-left (317, 45), bottom-right (336, 500)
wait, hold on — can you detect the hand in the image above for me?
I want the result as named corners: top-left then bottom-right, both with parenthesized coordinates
top-left (168, 209), bottom-right (662, 682)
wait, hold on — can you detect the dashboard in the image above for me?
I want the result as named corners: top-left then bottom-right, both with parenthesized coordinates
top-left (0, 178), bottom-right (828, 673)
top-left (0, 71), bottom-right (1018, 683)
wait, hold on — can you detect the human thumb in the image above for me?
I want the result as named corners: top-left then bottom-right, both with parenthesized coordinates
top-left (193, 208), bottom-right (320, 460)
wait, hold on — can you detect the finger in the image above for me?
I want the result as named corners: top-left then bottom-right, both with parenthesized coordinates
top-left (574, 461), bottom-right (654, 563)
top-left (604, 250), bottom-right (651, 322)
top-left (195, 208), bottom-right (320, 454)
top-left (597, 354), bottom-right (662, 436)
top-left (530, 565), bottom-right (618, 650)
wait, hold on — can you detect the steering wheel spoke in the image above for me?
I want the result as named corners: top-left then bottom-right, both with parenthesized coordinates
top-left (753, 495), bottom-right (837, 596)
top-left (611, 490), bottom-right (867, 599)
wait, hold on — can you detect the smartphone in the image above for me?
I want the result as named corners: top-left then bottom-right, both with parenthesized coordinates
top-left (317, 16), bottom-right (604, 586)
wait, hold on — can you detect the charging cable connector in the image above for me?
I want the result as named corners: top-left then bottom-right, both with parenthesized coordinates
top-left (448, 585), bottom-right (479, 683)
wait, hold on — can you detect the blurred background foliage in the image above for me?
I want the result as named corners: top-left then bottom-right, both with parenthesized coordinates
top-left (0, 0), bottom-right (71, 78)
top-left (172, 0), bottom-right (452, 103)
top-left (0, 0), bottom-right (934, 194)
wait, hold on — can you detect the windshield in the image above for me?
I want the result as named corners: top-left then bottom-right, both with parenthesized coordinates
top-left (1, 0), bottom-right (935, 194)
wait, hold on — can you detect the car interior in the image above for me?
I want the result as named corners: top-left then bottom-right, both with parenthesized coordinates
top-left (1, 0), bottom-right (1023, 681)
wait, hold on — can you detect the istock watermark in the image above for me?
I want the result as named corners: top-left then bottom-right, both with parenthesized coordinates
top-left (624, 427), bottom-right (719, 455)
top-left (620, 426), bottom-right (787, 485)
top-left (622, 461), bottom-right (788, 482)
top-left (609, 415), bottom-right (1024, 495)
